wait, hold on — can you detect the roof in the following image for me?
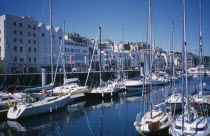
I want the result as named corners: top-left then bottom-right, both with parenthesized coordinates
top-left (38, 23), bottom-right (44, 27)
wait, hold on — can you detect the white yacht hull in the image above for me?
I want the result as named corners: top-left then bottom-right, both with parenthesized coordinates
top-left (169, 115), bottom-right (210, 136)
top-left (134, 110), bottom-right (172, 134)
top-left (165, 93), bottom-right (182, 111)
top-left (125, 80), bottom-right (148, 91)
top-left (7, 95), bottom-right (70, 120)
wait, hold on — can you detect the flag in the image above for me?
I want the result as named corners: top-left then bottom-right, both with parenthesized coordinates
top-left (109, 58), bottom-right (112, 65)
top-left (158, 96), bottom-right (160, 102)
top-left (69, 56), bottom-right (72, 64)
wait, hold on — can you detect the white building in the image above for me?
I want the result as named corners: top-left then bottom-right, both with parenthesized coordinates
top-left (0, 14), bottom-right (39, 73)
top-left (38, 23), bottom-right (63, 72)
top-left (92, 49), bottom-right (143, 70)
top-left (64, 34), bottom-right (89, 71)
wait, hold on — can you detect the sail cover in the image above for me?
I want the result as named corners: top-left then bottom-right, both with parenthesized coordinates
top-left (24, 83), bottom-right (53, 92)
top-left (64, 78), bottom-right (79, 85)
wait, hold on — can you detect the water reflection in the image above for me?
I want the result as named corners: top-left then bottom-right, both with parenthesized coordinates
top-left (0, 77), bottom-right (209, 136)
top-left (0, 85), bottom-right (170, 136)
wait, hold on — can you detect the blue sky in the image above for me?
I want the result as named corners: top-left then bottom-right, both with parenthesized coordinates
top-left (0, 0), bottom-right (209, 56)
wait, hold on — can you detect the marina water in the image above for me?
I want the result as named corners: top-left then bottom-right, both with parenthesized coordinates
top-left (1, 77), bottom-right (210, 136)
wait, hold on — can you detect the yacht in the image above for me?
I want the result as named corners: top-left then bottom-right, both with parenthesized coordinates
top-left (84, 26), bottom-right (120, 98)
top-left (7, 84), bottom-right (70, 119)
top-left (169, 106), bottom-right (210, 136)
top-left (124, 76), bottom-right (149, 91)
top-left (84, 81), bottom-right (120, 98)
top-left (134, 104), bottom-right (172, 134)
top-left (53, 78), bottom-right (88, 95)
top-left (187, 65), bottom-right (206, 76)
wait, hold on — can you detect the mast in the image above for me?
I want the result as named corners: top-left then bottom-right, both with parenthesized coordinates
top-left (170, 22), bottom-right (175, 93)
top-left (172, 22), bottom-right (175, 89)
top-left (3, 20), bottom-right (7, 92)
top-left (63, 20), bottom-right (67, 83)
top-left (181, 0), bottom-right (189, 131)
top-left (121, 26), bottom-right (124, 45)
top-left (49, 0), bottom-right (54, 84)
top-left (99, 26), bottom-right (102, 86)
top-left (148, 0), bottom-right (153, 119)
top-left (183, 0), bottom-right (190, 123)
top-left (199, 0), bottom-right (203, 95)
top-left (121, 26), bottom-right (124, 72)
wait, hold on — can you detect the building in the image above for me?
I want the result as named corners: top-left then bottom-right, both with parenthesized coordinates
top-left (64, 33), bottom-right (90, 71)
top-left (38, 23), bottom-right (63, 72)
top-left (0, 14), bottom-right (39, 73)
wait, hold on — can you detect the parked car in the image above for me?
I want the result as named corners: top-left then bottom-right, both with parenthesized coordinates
top-left (72, 68), bottom-right (79, 72)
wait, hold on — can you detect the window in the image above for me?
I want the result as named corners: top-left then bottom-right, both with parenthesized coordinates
top-left (14, 38), bottom-right (17, 43)
top-left (28, 32), bottom-right (31, 36)
top-left (52, 35), bottom-right (55, 38)
top-left (14, 46), bottom-right (17, 52)
top-left (20, 46), bottom-right (23, 52)
top-left (59, 36), bottom-right (62, 40)
top-left (75, 49), bottom-right (80, 53)
top-left (14, 57), bottom-right (17, 62)
top-left (33, 33), bottom-right (36, 37)
top-left (34, 40), bottom-right (36, 44)
top-left (13, 22), bottom-right (16, 26)
top-left (83, 50), bottom-right (87, 53)
top-left (19, 31), bottom-right (22, 35)
top-left (29, 57), bottom-right (31, 62)
top-left (20, 39), bottom-right (23, 43)
top-left (42, 33), bottom-right (45, 37)
top-left (28, 40), bottom-right (31, 44)
top-left (44, 57), bottom-right (47, 63)
top-left (33, 26), bottom-right (36, 30)
top-left (28, 24), bottom-right (31, 29)
top-left (43, 47), bottom-right (47, 53)
top-left (19, 23), bottom-right (22, 27)
top-left (28, 47), bottom-right (31, 52)
top-left (34, 48), bottom-right (36, 53)
top-left (14, 30), bottom-right (17, 34)
top-left (34, 58), bottom-right (37, 62)
top-left (20, 57), bottom-right (24, 62)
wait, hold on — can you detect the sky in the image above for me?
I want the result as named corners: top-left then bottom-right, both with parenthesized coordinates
top-left (0, 0), bottom-right (209, 56)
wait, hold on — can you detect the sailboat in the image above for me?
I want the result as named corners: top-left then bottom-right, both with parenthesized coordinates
top-left (109, 27), bottom-right (128, 91)
top-left (165, 22), bottom-right (182, 111)
top-left (7, 0), bottom-right (70, 120)
top-left (52, 22), bottom-right (88, 96)
top-left (134, 0), bottom-right (172, 134)
top-left (84, 26), bottom-right (120, 98)
top-left (191, 0), bottom-right (210, 104)
top-left (169, 0), bottom-right (210, 135)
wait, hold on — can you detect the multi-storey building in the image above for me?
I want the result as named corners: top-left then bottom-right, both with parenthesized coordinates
top-left (92, 49), bottom-right (143, 71)
top-left (64, 33), bottom-right (89, 71)
top-left (38, 23), bottom-right (63, 72)
top-left (0, 14), bottom-right (39, 73)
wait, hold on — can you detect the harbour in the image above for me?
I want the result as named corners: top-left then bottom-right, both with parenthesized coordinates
top-left (1, 0), bottom-right (210, 135)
